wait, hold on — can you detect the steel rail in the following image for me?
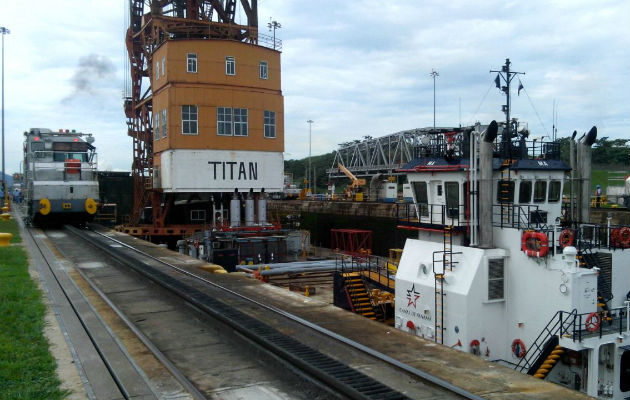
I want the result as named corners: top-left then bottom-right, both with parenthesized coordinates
top-left (24, 226), bottom-right (131, 400)
top-left (72, 265), bottom-right (206, 400)
top-left (77, 225), bottom-right (484, 400)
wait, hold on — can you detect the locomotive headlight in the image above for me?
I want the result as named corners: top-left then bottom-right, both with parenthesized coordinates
top-left (39, 198), bottom-right (51, 215)
top-left (84, 198), bottom-right (97, 215)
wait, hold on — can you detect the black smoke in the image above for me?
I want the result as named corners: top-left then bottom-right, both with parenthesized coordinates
top-left (62, 54), bottom-right (115, 103)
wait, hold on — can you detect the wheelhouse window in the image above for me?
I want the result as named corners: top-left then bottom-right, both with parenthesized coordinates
top-left (496, 180), bottom-right (515, 203)
top-left (217, 107), bottom-right (232, 136)
top-left (445, 181), bottom-right (459, 219)
top-left (187, 53), bottom-right (197, 73)
top-left (264, 110), bottom-right (276, 138)
top-left (412, 181), bottom-right (428, 217)
top-left (548, 180), bottom-right (561, 202)
top-left (233, 108), bottom-right (248, 136)
top-left (519, 180), bottom-right (532, 203)
top-left (533, 181), bottom-right (547, 203)
top-left (181, 105), bottom-right (198, 135)
top-left (259, 61), bottom-right (268, 79)
top-left (225, 56), bottom-right (235, 75)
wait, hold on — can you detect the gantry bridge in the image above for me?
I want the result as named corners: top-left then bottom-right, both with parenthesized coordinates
top-left (327, 126), bottom-right (460, 179)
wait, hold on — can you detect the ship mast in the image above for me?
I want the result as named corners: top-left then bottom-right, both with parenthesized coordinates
top-left (490, 58), bottom-right (525, 157)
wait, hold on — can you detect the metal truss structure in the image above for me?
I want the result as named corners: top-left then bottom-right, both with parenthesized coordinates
top-left (125, 0), bottom-right (260, 227)
top-left (327, 127), bottom-right (459, 179)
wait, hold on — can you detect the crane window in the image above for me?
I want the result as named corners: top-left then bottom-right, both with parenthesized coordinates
top-left (519, 180), bottom-right (532, 203)
top-left (548, 180), bottom-right (561, 202)
top-left (533, 181), bottom-right (547, 203)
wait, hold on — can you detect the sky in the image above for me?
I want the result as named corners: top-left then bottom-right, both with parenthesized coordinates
top-left (1, 0), bottom-right (628, 174)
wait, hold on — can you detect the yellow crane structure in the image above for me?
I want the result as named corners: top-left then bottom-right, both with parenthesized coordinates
top-left (338, 163), bottom-right (366, 201)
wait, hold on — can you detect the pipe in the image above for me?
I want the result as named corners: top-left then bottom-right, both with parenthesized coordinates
top-left (569, 130), bottom-right (577, 223)
top-left (479, 121), bottom-right (498, 249)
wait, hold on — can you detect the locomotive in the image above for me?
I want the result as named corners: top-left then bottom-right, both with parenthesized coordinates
top-left (22, 128), bottom-right (99, 225)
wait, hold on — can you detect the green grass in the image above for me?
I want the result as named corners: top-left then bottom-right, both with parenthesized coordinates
top-left (0, 218), bottom-right (69, 400)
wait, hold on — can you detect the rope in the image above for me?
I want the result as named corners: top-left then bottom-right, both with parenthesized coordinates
top-left (521, 86), bottom-right (550, 137)
top-left (468, 81), bottom-right (495, 126)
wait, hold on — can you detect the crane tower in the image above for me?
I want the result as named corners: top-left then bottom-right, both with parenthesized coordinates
top-left (124, 0), bottom-right (284, 236)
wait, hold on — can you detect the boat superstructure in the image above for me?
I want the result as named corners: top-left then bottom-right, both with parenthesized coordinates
top-left (394, 60), bottom-right (630, 399)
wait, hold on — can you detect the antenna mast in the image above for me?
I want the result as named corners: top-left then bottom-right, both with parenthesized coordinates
top-left (490, 59), bottom-right (525, 154)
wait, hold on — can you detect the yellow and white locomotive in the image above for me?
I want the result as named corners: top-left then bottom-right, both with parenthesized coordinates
top-left (22, 128), bottom-right (99, 225)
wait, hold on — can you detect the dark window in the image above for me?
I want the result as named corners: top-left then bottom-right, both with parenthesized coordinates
top-left (496, 180), bottom-right (515, 203)
top-left (519, 180), bottom-right (532, 203)
top-left (488, 259), bottom-right (505, 300)
top-left (445, 181), bottom-right (459, 219)
top-left (437, 184), bottom-right (443, 196)
top-left (534, 181), bottom-right (547, 203)
top-left (412, 181), bottom-right (428, 217)
top-left (548, 180), bottom-right (561, 202)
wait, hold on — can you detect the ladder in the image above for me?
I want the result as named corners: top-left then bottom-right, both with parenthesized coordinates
top-left (433, 226), bottom-right (456, 344)
top-left (342, 272), bottom-right (381, 321)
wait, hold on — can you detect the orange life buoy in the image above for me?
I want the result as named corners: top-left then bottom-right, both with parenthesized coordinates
top-left (585, 312), bottom-right (600, 332)
top-left (521, 231), bottom-right (549, 257)
top-left (617, 227), bottom-right (630, 248)
top-left (558, 229), bottom-right (575, 248)
top-left (511, 339), bottom-right (526, 358)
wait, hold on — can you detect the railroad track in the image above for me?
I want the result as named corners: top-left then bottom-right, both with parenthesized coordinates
top-left (26, 220), bottom-right (487, 399)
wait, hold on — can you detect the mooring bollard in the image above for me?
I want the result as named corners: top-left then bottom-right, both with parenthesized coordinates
top-left (0, 232), bottom-right (13, 247)
top-left (0, 213), bottom-right (10, 221)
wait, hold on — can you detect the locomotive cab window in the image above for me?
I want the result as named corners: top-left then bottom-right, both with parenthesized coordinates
top-left (52, 142), bottom-right (89, 162)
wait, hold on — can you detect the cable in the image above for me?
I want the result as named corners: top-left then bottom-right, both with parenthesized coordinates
top-left (521, 86), bottom-right (550, 137)
top-left (468, 81), bottom-right (494, 126)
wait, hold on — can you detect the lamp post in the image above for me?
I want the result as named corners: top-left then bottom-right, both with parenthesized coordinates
top-left (1, 27), bottom-right (9, 207)
top-left (267, 19), bottom-right (281, 50)
top-left (307, 120), bottom-right (314, 193)
top-left (430, 69), bottom-right (439, 130)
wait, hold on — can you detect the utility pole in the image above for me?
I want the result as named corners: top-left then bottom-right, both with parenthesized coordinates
top-left (307, 120), bottom-right (314, 193)
top-left (268, 19), bottom-right (281, 50)
top-left (1, 27), bottom-right (10, 207)
top-left (430, 69), bottom-right (439, 130)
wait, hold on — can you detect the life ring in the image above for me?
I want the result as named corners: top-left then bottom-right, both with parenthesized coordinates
top-left (617, 227), bottom-right (630, 248)
top-left (585, 312), bottom-right (600, 332)
top-left (558, 229), bottom-right (575, 248)
top-left (521, 231), bottom-right (549, 257)
top-left (511, 339), bottom-right (526, 358)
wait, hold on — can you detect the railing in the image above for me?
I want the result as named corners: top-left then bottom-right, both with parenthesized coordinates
top-left (257, 32), bottom-right (282, 51)
top-left (335, 254), bottom-right (396, 290)
top-left (492, 204), bottom-right (544, 229)
top-left (565, 307), bottom-right (629, 342)
top-left (26, 151), bottom-right (98, 181)
top-left (396, 202), bottom-right (466, 228)
top-left (497, 139), bottom-right (561, 160)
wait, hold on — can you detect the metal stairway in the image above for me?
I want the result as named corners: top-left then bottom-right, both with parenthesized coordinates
top-left (514, 310), bottom-right (577, 375)
top-left (341, 272), bottom-right (382, 321)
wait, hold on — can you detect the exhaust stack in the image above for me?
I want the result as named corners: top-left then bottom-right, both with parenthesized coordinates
top-left (479, 121), bottom-right (498, 249)
top-left (577, 126), bottom-right (597, 223)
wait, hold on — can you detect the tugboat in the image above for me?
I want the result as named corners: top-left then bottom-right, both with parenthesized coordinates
top-left (394, 59), bottom-right (630, 399)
